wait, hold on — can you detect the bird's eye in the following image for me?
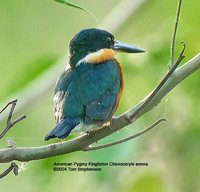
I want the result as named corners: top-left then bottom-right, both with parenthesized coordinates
top-left (106, 37), bottom-right (113, 44)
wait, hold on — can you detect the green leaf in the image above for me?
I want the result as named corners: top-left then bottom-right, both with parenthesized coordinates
top-left (54, 0), bottom-right (98, 22)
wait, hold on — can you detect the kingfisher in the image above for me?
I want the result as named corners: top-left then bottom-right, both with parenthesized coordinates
top-left (45, 28), bottom-right (145, 141)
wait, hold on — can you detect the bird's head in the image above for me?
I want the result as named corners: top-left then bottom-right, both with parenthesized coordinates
top-left (69, 28), bottom-right (145, 67)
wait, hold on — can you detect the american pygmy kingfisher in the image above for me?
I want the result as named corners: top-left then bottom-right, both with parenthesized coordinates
top-left (45, 28), bottom-right (145, 141)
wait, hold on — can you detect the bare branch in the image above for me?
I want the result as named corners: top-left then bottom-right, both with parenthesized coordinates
top-left (170, 0), bottom-right (183, 68)
top-left (0, 99), bottom-right (17, 114)
top-left (11, 115), bottom-right (27, 127)
top-left (128, 42), bottom-right (185, 121)
top-left (83, 118), bottom-right (166, 151)
top-left (0, 162), bottom-right (18, 179)
top-left (0, 100), bottom-right (26, 140)
top-left (7, 100), bottom-right (17, 124)
top-left (0, 53), bottom-right (199, 163)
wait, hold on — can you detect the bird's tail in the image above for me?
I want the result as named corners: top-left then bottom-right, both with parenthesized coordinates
top-left (44, 118), bottom-right (80, 141)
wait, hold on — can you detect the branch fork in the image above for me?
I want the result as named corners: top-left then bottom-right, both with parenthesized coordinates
top-left (0, 99), bottom-right (26, 179)
top-left (0, 99), bottom-right (26, 140)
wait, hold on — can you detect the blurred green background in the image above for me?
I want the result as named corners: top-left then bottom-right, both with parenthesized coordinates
top-left (0, 0), bottom-right (200, 191)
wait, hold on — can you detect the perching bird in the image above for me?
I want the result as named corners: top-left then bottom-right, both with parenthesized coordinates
top-left (45, 28), bottom-right (145, 141)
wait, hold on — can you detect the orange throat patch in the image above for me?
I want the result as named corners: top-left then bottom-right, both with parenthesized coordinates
top-left (83, 49), bottom-right (116, 64)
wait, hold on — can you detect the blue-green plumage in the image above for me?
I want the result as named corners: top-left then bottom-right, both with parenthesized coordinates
top-left (45, 28), bottom-right (145, 141)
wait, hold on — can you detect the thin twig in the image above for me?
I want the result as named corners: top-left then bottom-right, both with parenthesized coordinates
top-left (128, 0), bottom-right (184, 120)
top-left (0, 99), bottom-right (17, 114)
top-left (0, 100), bottom-right (26, 140)
top-left (128, 42), bottom-right (185, 121)
top-left (11, 115), bottom-right (27, 126)
top-left (83, 118), bottom-right (166, 151)
top-left (0, 162), bottom-right (18, 179)
top-left (0, 115), bottom-right (26, 140)
top-left (170, 0), bottom-right (183, 68)
top-left (7, 100), bottom-right (17, 124)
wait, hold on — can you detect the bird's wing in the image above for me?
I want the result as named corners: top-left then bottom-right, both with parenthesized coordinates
top-left (53, 69), bottom-right (73, 123)
top-left (85, 83), bottom-right (120, 125)
top-left (76, 60), bottom-right (121, 125)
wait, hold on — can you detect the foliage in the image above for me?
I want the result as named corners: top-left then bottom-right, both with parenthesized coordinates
top-left (54, 0), bottom-right (98, 22)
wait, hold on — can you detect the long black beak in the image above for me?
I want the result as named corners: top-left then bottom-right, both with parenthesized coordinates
top-left (113, 41), bottom-right (145, 53)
